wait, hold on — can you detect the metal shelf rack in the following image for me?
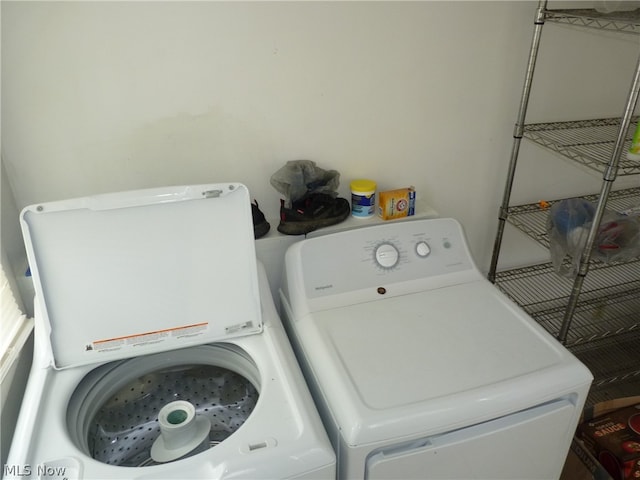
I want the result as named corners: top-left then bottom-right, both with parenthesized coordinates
top-left (488, 1), bottom-right (640, 408)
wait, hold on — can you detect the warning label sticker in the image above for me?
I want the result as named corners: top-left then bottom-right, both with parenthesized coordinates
top-left (87, 322), bottom-right (208, 353)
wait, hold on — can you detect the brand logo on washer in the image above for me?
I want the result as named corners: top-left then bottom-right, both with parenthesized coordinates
top-left (315, 284), bottom-right (333, 291)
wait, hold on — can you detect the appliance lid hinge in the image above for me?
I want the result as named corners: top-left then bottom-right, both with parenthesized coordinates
top-left (202, 189), bottom-right (223, 199)
top-left (225, 321), bottom-right (255, 334)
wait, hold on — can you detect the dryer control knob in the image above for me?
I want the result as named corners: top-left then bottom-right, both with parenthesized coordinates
top-left (416, 241), bottom-right (431, 258)
top-left (375, 243), bottom-right (399, 269)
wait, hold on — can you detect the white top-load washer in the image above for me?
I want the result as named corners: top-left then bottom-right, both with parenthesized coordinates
top-left (5, 183), bottom-right (335, 480)
top-left (280, 217), bottom-right (593, 480)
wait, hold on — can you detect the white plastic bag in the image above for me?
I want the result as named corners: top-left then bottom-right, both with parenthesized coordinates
top-left (548, 198), bottom-right (640, 277)
top-left (270, 160), bottom-right (340, 207)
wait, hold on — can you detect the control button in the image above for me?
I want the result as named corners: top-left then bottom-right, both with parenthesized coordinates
top-left (415, 241), bottom-right (431, 258)
top-left (443, 240), bottom-right (452, 249)
top-left (375, 243), bottom-right (399, 269)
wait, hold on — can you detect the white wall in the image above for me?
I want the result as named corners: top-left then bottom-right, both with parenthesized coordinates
top-left (2, 0), bottom-right (638, 272)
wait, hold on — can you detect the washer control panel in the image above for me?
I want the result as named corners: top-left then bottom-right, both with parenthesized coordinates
top-left (296, 218), bottom-right (477, 299)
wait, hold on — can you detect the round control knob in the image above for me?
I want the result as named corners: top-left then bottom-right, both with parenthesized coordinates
top-left (415, 241), bottom-right (431, 258)
top-left (375, 243), bottom-right (399, 269)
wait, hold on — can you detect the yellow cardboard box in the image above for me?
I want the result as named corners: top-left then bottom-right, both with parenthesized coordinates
top-left (378, 186), bottom-right (416, 220)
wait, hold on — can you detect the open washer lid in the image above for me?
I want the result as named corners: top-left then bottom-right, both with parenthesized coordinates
top-left (21, 183), bottom-right (262, 369)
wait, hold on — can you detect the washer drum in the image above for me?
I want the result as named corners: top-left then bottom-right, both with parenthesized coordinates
top-left (67, 344), bottom-right (260, 467)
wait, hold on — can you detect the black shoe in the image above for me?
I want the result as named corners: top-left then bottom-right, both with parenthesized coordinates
top-left (252, 200), bottom-right (270, 239)
top-left (277, 193), bottom-right (350, 235)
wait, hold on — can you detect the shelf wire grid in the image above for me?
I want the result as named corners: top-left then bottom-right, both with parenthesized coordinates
top-left (534, 288), bottom-right (640, 346)
top-left (570, 330), bottom-right (640, 405)
top-left (497, 261), bottom-right (640, 404)
top-left (495, 259), bottom-right (640, 345)
top-left (587, 377), bottom-right (640, 405)
top-left (523, 117), bottom-right (640, 175)
top-left (545, 8), bottom-right (640, 35)
top-left (506, 187), bottom-right (640, 248)
top-left (496, 260), bottom-right (640, 312)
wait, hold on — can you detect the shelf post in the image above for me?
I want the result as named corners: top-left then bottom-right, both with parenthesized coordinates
top-left (489, 0), bottom-right (547, 282)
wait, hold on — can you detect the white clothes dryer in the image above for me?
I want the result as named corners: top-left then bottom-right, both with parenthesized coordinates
top-left (280, 217), bottom-right (593, 480)
top-left (5, 183), bottom-right (335, 480)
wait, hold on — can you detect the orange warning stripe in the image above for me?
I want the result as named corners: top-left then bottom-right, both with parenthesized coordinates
top-left (93, 322), bottom-right (208, 345)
